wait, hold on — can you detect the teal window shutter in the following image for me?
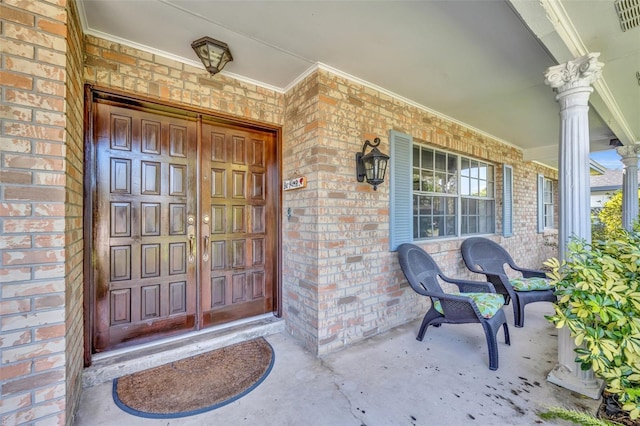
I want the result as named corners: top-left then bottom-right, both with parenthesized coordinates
top-left (389, 130), bottom-right (413, 251)
top-left (537, 174), bottom-right (544, 233)
top-left (503, 165), bottom-right (513, 237)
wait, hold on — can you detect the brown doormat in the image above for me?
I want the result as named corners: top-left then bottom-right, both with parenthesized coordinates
top-left (112, 337), bottom-right (274, 419)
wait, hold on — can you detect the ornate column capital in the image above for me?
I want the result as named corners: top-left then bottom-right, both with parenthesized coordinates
top-left (544, 53), bottom-right (604, 94)
top-left (616, 142), bottom-right (640, 167)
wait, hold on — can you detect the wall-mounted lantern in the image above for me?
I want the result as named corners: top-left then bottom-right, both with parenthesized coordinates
top-left (355, 137), bottom-right (389, 190)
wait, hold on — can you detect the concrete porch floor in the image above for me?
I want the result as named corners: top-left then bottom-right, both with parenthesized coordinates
top-left (73, 302), bottom-right (602, 426)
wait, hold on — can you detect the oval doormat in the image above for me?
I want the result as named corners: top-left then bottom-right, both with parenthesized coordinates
top-left (112, 337), bottom-right (274, 419)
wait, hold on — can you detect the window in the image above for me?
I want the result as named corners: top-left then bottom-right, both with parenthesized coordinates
top-left (412, 144), bottom-right (495, 239)
top-left (543, 177), bottom-right (555, 228)
top-left (537, 174), bottom-right (556, 231)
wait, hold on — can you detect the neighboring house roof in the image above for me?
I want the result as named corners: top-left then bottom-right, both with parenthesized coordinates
top-left (589, 159), bottom-right (607, 175)
top-left (590, 169), bottom-right (640, 192)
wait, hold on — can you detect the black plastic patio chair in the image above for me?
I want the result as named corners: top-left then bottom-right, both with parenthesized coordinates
top-left (460, 237), bottom-right (556, 328)
top-left (397, 243), bottom-right (510, 370)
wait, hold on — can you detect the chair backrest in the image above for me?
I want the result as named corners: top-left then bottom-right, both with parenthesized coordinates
top-left (397, 243), bottom-right (445, 297)
top-left (460, 237), bottom-right (514, 275)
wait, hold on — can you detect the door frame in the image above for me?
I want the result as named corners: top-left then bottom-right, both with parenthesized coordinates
top-left (82, 85), bottom-right (282, 366)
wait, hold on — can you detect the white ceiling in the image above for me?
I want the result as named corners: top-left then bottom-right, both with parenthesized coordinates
top-left (77, 0), bottom-right (640, 169)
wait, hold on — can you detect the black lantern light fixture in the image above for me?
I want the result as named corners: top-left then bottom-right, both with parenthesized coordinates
top-left (355, 137), bottom-right (390, 190)
top-left (191, 36), bottom-right (233, 76)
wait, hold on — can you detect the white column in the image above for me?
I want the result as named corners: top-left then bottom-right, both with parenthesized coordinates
top-left (544, 53), bottom-right (605, 399)
top-left (617, 143), bottom-right (640, 231)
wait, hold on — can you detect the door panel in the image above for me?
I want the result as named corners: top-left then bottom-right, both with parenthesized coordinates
top-left (93, 103), bottom-right (198, 352)
top-left (200, 122), bottom-right (275, 326)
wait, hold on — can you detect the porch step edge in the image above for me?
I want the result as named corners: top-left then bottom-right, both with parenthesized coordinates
top-left (82, 314), bottom-right (285, 388)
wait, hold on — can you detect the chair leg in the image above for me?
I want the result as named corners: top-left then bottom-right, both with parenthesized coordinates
top-left (512, 297), bottom-right (523, 328)
top-left (516, 302), bottom-right (526, 328)
top-left (416, 309), bottom-right (442, 341)
top-left (503, 322), bottom-right (510, 346)
top-left (481, 321), bottom-right (500, 371)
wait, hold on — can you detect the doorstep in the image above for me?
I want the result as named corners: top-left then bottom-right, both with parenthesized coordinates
top-left (82, 314), bottom-right (285, 388)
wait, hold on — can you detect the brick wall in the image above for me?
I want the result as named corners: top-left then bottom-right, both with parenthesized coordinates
top-left (281, 72), bottom-right (322, 351)
top-left (63, 0), bottom-right (85, 422)
top-left (83, 36), bottom-right (285, 124)
top-left (282, 69), bottom-right (558, 355)
top-left (1, 0), bottom-right (72, 424)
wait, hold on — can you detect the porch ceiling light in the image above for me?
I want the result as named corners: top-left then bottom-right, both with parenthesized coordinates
top-left (191, 36), bottom-right (233, 76)
top-left (356, 137), bottom-right (389, 191)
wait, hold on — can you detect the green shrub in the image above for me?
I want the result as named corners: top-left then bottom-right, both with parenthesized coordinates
top-left (592, 189), bottom-right (640, 241)
top-left (545, 228), bottom-right (640, 419)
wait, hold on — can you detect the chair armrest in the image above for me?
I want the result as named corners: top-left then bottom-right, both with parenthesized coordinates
top-left (439, 276), bottom-right (497, 293)
top-left (512, 266), bottom-right (547, 278)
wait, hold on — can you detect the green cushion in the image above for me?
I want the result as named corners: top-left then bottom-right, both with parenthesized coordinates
top-left (433, 292), bottom-right (505, 318)
top-left (510, 277), bottom-right (553, 291)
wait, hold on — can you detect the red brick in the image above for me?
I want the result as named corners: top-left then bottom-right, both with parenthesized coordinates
top-left (4, 186), bottom-right (65, 202)
top-left (0, 137), bottom-right (31, 154)
top-left (3, 248), bottom-right (65, 265)
top-left (33, 295), bottom-right (65, 311)
top-left (0, 361), bottom-right (32, 381)
top-left (1, 280), bottom-right (63, 298)
top-left (34, 324), bottom-right (64, 341)
top-left (34, 172), bottom-right (65, 186)
top-left (0, 4), bottom-right (35, 26)
top-left (102, 50), bottom-right (137, 66)
top-left (0, 202), bottom-right (32, 216)
top-left (5, 0), bottom-right (66, 21)
top-left (34, 111), bottom-right (66, 127)
top-left (33, 234), bottom-right (65, 248)
top-left (0, 299), bottom-right (31, 314)
top-left (0, 170), bottom-right (32, 185)
top-left (2, 370), bottom-right (64, 396)
top-left (37, 18), bottom-right (66, 37)
top-left (0, 393), bottom-right (32, 414)
top-left (36, 79), bottom-right (65, 96)
top-left (33, 203), bottom-right (65, 216)
top-left (1, 337), bottom-right (65, 363)
top-left (3, 123), bottom-right (65, 142)
top-left (0, 267), bottom-right (32, 283)
top-left (34, 383), bottom-right (65, 403)
top-left (0, 70), bottom-right (34, 90)
top-left (34, 354), bottom-right (64, 372)
top-left (0, 330), bottom-right (32, 347)
top-left (4, 88), bottom-right (65, 111)
top-left (0, 235), bottom-right (33, 250)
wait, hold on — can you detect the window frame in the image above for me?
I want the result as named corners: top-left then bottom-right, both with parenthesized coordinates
top-left (543, 177), bottom-right (555, 229)
top-left (537, 174), bottom-right (556, 232)
top-left (412, 142), bottom-right (496, 241)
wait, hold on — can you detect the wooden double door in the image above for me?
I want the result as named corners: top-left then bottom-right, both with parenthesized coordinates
top-left (90, 99), bottom-right (278, 353)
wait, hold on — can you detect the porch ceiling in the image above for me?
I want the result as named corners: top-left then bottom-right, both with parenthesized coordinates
top-left (76, 0), bottom-right (640, 169)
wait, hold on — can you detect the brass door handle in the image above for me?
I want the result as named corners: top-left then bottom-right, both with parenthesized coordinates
top-left (202, 223), bottom-right (210, 262)
top-left (187, 224), bottom-right (195, 263)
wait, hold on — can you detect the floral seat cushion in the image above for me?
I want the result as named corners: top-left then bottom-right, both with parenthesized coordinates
top-left (510, 277), bottom-right (553, 291)
top-left (433, 292), bottom-right (505, 318)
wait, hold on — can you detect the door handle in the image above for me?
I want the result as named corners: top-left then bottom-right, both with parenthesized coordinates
top-left (187, 224), bottom-right (196, 263)
top-left (202, 223), bottom-right (210, 262)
